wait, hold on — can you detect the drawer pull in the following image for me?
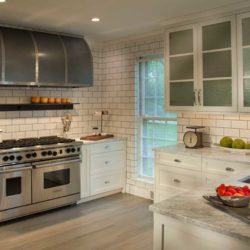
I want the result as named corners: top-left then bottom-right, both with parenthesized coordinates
top-left (104, 180), bottom-right (110, 184)
top-left (173, 179), bottom-right (181, 183)
top-left (225, 167), bottom-right (235, 172)
top-left (104, 145), bottom-right (110, 149)
top-left (105, 161), bottom-right (109, 165)
top-left (174, 159), bottom-right (181, 163)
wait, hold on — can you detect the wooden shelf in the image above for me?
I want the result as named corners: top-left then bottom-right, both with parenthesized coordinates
top-left (0, 103), bottom-right (79, 111)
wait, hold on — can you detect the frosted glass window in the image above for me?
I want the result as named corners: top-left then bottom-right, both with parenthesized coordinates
top-left (242, 17), bottom-right (250, 46)
top-left (170, 56), bottom-right (193, 80)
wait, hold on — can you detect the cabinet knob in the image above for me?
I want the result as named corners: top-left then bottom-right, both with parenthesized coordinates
top-left (174, 159), bottom-right (181, 163)
top-left (173, 179), bottom-right (181, 183)
top-left (105, 161), bottom-right (109, 165)
top-left (104, 145), bottom-right (110, 149)
top-left (225, 167), bottom-right (235, 172)
top-left (104, 180), bottom-right (110, 184)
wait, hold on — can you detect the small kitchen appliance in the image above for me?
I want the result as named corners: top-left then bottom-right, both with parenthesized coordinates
top-left (183, 126), bottom-right (205, 148)
top-left (0, 136), bottom-right (82, 222)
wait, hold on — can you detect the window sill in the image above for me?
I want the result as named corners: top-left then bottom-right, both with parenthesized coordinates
top-left (131, 176), bottom-right (154, 185)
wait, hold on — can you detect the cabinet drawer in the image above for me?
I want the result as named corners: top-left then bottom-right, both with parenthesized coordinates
top-left (156, 152), bottom-right (201, 171)
top-left (202, 158), bottom-right (250, 176)
top-left (202, 172), bottom-right (226, 185)
top-left (90, 141), bottom-right (124, 154)
top-left (90, 172), bottom-right (123, 195)
top-left (157, 165), bottom-right (202, 190)
top-left (90, 151), bottom-right (124, 175)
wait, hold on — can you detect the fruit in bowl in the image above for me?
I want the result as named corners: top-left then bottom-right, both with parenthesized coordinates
top-left (216, 184), bottom-right (250, 207)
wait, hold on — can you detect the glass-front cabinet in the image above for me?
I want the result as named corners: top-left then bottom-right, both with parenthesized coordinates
top-left (165, 17), bottom-right (237, 112)
top-left (237, 13), bottom-right (250, 112)
top-left (198, 17), bottom-right (237, 112)
top-left (165, 25), bottom-right (198, 111)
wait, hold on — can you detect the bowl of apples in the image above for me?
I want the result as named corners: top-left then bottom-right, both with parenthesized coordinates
top-left (216, 184), bottom-right (250, 208)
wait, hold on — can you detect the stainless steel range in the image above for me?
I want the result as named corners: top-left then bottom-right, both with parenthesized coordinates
top-left (0, 136), bottom-right (82, 222)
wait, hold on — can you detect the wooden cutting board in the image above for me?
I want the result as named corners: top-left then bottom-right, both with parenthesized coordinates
top-left (80, 134), bottom-right (114, 141)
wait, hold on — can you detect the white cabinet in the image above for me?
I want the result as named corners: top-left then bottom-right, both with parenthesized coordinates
top-left (237, 12), bottom-right (250, 112)
top-left (153, 214), bottom-right (249, 250)
top-left (80, 139), bottom-right (126, 201)
top-left (154, 149), bottom-right (250, 203)
top-left (165, 17), bottom-right (237, 112)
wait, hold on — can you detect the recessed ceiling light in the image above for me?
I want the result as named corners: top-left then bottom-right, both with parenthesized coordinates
top-left (0, 0), bottom-right (6, 3)
top-left (91, 17), bottom-right (100, 22)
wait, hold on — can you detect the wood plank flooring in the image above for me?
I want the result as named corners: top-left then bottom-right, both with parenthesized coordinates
top-left (0, 194), bottom-right (153, 250)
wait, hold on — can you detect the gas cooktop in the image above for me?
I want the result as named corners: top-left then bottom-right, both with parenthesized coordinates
top-left (0, 136), bottom-right (75, 150)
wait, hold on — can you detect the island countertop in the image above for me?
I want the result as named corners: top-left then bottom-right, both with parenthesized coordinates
top-left (150, 171), bottom-right (250, 242)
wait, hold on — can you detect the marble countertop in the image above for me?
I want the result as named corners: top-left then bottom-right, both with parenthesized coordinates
top-left (154, 144), bottom-right (250, 163)
top-left (150, 172), bottom-right (250, 242)
top-left (75, 136), bottom-right (126, 145)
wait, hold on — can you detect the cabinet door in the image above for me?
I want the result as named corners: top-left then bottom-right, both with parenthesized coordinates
top-left (198, 17), bottom-right (237, 112)
top-left (61, 36), bottom-right (93, 86)
top-left (237, 12), bottom-right (250, 112)
top-left (32, 32), bottom-right (65, 84)
top-left (1, 27), bottom-right (36, 83)
top-left (165, 25), bottom-right (198, 111)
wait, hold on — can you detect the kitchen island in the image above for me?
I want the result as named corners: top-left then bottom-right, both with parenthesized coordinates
top-left (150, 172), bottom-right (250, 250)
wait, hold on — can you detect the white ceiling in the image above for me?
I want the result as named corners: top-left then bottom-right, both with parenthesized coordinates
top-left (0, 0), bottom-right (248, 41)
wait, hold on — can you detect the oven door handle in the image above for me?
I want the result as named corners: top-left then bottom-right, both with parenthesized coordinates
top-left (34, 158), bottom-right (81, 169)
top-left (0, 165), bottom-right (32, 173)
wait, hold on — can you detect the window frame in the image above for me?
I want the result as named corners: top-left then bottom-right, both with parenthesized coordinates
top-left (137, 55), bottom-right (177, 178)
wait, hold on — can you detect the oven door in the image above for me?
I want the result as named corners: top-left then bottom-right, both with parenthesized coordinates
top-left (0, 164), bottom-right (32, 211)
top-left (32, 157), bottom-right (81, 203)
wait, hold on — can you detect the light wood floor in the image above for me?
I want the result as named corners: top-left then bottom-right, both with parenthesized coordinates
top-left (0, 194), bottom-right (153, 250)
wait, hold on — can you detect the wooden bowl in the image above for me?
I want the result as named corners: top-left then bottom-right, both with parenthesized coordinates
top-left (61, 98), bottom-right (67, 104)
top-left (40, 97), bottom-right (48, 104)
top-left (31, 96), bottom-right (40, 104)
top-left (48, 97), bottom-right (55, 104)
top-left (55, 98), bottom-right (61, 104)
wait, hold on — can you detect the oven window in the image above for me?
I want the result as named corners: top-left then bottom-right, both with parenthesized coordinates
top-left (44, 169), bottom-right (70, 189)
top-left (6, 177), bottom-right (22, 196)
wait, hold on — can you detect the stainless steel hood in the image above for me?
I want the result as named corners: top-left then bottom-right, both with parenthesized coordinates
top-left (0, 26), bottom-right (93, 88)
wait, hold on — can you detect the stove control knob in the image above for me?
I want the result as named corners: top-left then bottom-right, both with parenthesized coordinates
top-left (71, 148), bottom-right (76, 153)
top-left (26, 153), bottom-right (31, 159)
top-left (17, 156), bottom-right (23, 161)
top-left (77, 147), bottom-right (80, 152)
top-left (9, 155), bottom-right (15, 161)
top-left (66, 148), bottom-right (71, 153)
top-left (48, 151), bottom-right (52, 156)
top-left (53, 151), bottom-right (57, 156)
top-left (41, 151), bottom-right (47, 156)
top-left (3, 156), bottom-right (9, 162)
top-left (32, 152), bottom-right (37, 158)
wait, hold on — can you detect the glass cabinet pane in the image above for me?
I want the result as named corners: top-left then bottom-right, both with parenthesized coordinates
top-left (202, 21), bottom-right (231, 50)
top-left (170, 55), bottom-right (193, 80)
top-left (170, 82), bottom-right (194, 106)
top-left (1, 27), bottom-right (36, 82)
top-left (243, 48), bottom-right (250, 77)
top-left (203, 80), bottom-right (232, 106)
top-left (33, 32), bottom-right (65, 83)
top-left (243, 79), bottom-right (250, 107)
top-left (0, 32), bottom-right (2, 81)
top-left (169, 29), bottom-right (193, 55)
top-left (203, 51), bottom-right (231, 78)
top-left (242, 17), bottom-right (250, 46)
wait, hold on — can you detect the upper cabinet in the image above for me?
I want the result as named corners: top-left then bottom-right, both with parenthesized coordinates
top-left (0, 26), bottom-right (93, 88)
top-left (166, 25), bottom-right (198, 111)
top-left (1, 27), bottom-right (36, 83)
top-left (165, 17), bottom-right (237, 112)
top-left (237, 13), bottom-right (250, 112)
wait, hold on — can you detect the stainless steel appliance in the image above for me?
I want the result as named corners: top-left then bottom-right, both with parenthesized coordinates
top-left (0, 136), bottom-right (82, 222)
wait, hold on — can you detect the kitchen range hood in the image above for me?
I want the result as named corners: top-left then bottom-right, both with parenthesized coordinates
top-left (0, 26), bottom-right (93, 88)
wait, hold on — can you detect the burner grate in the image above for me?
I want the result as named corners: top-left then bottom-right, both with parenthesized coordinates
top-left (0, 136), bottom-right (75, 149)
